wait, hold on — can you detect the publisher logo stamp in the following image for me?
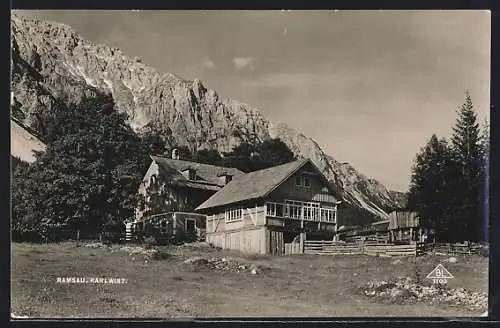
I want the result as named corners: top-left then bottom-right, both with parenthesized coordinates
top-left (426, 264), bottom-right (454, 284)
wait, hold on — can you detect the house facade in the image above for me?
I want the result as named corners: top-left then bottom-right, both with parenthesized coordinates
top-left (131, 150), bottom-right (244, 241)
top-left (195, 158), bottom-right (342, 255)
top-left (136, 151), bottom-right (244, 219)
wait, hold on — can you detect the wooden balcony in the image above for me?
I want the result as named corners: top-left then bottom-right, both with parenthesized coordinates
top-left (265, 202), bottom-right (336, 223)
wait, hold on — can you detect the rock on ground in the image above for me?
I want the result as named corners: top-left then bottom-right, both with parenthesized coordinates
top-left (120, 246), bottom-right (145, 254)
top-left (83, 242), bottom-right (106, 248)
top-left (184, 256), bottom-right (209, 265)
top-left (362, 277), bottom-right (487, 312)
top-left (183, 256), bottom-right (264, 274)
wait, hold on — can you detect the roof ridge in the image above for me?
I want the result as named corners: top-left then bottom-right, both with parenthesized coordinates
top-left (150, 155), bottom-right (243, 172)
top-left (238, 157), bottom-right (308, 175)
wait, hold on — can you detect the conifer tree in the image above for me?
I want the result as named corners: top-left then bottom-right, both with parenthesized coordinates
top-left (408, 135), bottom-right (455, 241)
top-left (449, 92), bottom-right (485, 242)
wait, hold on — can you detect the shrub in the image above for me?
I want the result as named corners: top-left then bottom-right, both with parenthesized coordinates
top-left (144, 236), bottom-right (157, 246)
top-left (151, 250), bottom-right (172, 261)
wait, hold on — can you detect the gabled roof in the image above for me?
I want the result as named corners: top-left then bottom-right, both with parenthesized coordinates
top-left (150, 155), bottom-right (244, 190)
top-left (389, 207), bottom-right (414, 213)
top-left (196, 158), bottom-right (341, 211)
top-left (371, 219), bottom-right (390, 226)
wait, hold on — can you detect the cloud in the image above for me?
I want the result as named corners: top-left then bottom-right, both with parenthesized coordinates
top-left (232, 56), bottom-right (255, 70)
top-left (201, 57), bottom-right (216, 70)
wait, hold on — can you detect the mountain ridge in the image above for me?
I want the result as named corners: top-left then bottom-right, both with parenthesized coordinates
top-left (10, 14), bottom-right (407, 221)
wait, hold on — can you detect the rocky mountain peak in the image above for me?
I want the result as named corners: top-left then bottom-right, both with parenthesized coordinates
top-left (10, 14), bottom-right (407, 222)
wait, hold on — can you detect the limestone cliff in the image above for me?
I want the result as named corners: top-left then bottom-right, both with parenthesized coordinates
top-left (10, 14), bottom-right (407, 220)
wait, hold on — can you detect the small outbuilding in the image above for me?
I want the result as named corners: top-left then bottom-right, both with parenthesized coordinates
top-left (388, 208), bottom-right (424, 243)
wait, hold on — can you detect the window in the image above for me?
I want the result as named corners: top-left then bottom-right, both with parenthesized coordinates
top-left (295, 175), bottom-right (311, 188)
top-left (320, 207), bottom-right (336, 222)
top-left (160, 221), bottom-right (167, 234)
top-left (284, 200), bottom-right (320, 220)
top-left (225, 208), bottom-right (243, 222)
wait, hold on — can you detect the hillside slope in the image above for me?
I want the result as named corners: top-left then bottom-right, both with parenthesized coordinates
top-left (10, 14), bottom-right (406, 221)
top-left (11, 119), bottom-right (46, 164)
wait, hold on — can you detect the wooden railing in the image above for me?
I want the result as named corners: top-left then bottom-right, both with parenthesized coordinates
top-left (292, 240), bottom-right (487, 257)
top-left (285, 243), bottom-right (302, 254)
top-left (265, 202), bottom-right (336, 223)
top-left (303, 240), bottom-right (363, 255)
top-left (364, 244), bottom-right (417, 257)
top-left (417, 242), bottom-right (488, 257)
top-left (303, 240), bottom-right (418, 256)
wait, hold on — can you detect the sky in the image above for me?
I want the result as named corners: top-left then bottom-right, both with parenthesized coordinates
top-left (14, 10), bottom-right (491, 191)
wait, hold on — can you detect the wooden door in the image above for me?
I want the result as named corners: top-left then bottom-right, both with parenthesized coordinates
top-left (185, 219), bottom-right (196, 233)
top-left (269, 230), bottom-right (284, 255)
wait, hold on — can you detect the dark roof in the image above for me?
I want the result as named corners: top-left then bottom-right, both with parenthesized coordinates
top-left (196, 158), bottom-right (341, 211)
top-left (371, 219), bottom-right (390, 226)
top-left (150, 156), bottom-right (244, 190)
top-left (389, 207), bottom-right (413, 213)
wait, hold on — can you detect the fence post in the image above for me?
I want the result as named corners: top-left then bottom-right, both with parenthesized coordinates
top-left (300, 232), bottom-right (306, 253)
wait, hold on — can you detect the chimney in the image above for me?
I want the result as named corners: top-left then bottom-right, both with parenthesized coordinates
top-left (171, 148), bottom-right (179, 160)
top-left (182, 168), bottom-right (196, 180)
top-left (218, 172), bottom-right (233, 185)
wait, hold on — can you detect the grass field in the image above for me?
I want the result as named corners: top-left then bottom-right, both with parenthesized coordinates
top-left (11, 242), bottom-right (488, 318)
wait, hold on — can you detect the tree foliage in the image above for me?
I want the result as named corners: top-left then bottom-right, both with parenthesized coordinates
top-left (221, 138), bottom-right (296, 172)
top-left (12, 97), bottom-right (149, 241)
top-left (407, 135), bottom-right (456, 241)
top-left (140, 130), bottom-right (168, 156)
top-left (137, 176), bottom-right (180, 217)
top-left (164, 138), bottom-right (296, 172)
top-left (407, 92), bottom-right (488, 242)
top-left (191, 149), bottom-right (224, 165)
top-left (449, 92), bottom-right (487, 242)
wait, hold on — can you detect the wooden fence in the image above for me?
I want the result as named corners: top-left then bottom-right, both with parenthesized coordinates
top-left (364, 244), bottom-right (417, 257)
top-left (303, 241), bottom-right (363, 255)
top-left (303, 240), bottom-right (417, 256)
top-left (285, 243), bottom-right (302, 255)
top-left (343, 233), bottom-right (390, 245)
top-left (303, 241), bottom-right (487, 257)
top-left (417, 243), bottom-right (487, 256)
